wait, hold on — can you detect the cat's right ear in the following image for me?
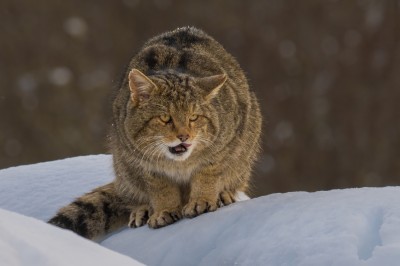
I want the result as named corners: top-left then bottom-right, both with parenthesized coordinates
top-left (196, 74), bottom-right (228, 102)
top-left (128, 69), bottom-right (156, 106)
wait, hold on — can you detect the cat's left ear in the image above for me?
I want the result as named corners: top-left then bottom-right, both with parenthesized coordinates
top-left (197, 74), bottom-right (227, 102)
top-left (128, 69), bottom-right (157, 106)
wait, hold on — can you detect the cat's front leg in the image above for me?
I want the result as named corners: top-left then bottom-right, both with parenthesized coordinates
top-left (146, 177), bottom-right (183, 229)
top-left (219, 190), bottom-right (236, 206)
top-left (128, 204), bottom-right (152, 228)
top-left (183, 189), bottom-right (237, 218)
top-left (182, 170), bottom-right (222, 218)
top-left (147, 208), bottom-right (182, 229)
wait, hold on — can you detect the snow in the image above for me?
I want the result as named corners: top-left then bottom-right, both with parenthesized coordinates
top-left (0, 155), bottom-right (114, 221)
top-left (1, 155), bottom-right (400, 266)
top-left (102, 188), bottom-right (400, 266)
top-left (0, 208), bottom-right (142, 266)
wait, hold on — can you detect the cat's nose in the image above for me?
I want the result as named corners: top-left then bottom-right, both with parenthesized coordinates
top-left (177, 134), bottom-right (189, 142)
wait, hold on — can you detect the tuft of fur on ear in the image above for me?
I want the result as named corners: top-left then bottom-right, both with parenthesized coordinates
top-left (196, 74), bottom-right (228, 101)
top-left (128, 69), bottom-right (157, 106)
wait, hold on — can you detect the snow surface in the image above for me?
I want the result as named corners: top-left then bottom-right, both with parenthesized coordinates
top-left (1, 155), bottom-right (400, 266)
top-left (0, 155), bottom-right (114, 221)
top-left (0, 208), bottom-right (142, 266)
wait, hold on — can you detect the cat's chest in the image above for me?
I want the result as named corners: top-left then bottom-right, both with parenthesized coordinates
top-left (157, 163), bottom-right (197, 183)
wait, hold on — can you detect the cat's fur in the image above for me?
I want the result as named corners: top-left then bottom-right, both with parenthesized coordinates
top-left (48, 26), bottom-right (262, 239)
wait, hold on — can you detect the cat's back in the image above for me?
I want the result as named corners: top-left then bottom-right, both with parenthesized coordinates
top-left (146, 26), bottom-right (214, 50)
top-left (130, 27), bottom-right (244, 79)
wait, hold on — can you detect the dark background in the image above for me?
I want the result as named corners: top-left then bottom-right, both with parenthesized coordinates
top-left (1, 0), bottom-right (399, 196)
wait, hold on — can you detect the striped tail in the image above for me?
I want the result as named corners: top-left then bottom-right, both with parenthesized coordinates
top-left (48, 182), bottom-right (132, 240)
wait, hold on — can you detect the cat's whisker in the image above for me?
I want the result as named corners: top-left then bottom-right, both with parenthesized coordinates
top-left (137, 142), bottom-right (159, 166)
top-left (154, 144), bottom-right (166, 171)
top-left (131, 138), bottom-right (153, 155)
top-left (133, 136), bottom-right (164, 160)
top-left (195, 136), bottom-right (215, 150)
top-left (148, 141), bottom-right (165, 163)
top-left (137, 137), bottom-right (167, 167)
top-left (196, 137), bottom-right (239, 175)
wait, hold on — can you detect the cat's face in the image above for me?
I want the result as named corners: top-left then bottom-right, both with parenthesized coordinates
top-left (126, 69), bottom-right (226, 162)
top-left (141, 103), bottom-right (207, 161)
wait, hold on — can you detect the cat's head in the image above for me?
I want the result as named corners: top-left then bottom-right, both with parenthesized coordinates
top-left (126, 68), bottom-right (227, 162)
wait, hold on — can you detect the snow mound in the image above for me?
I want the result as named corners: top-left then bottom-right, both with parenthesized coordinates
top-left (1, 155), bottom-right (400, 266)
top-left (0, 208), bottom-right (142, 266)
top-left (102, 188), bottom-right (400, 266)
top-left (0, 155), bottom-right (114, 221)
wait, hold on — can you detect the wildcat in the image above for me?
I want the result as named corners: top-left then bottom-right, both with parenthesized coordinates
top-left (48, 26), bottom-right (262, 239)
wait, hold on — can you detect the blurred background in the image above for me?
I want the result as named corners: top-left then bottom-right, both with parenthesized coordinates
top-left (1, 0), bottom-right (399, 196)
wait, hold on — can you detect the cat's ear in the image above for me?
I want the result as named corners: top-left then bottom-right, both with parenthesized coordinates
top-left (197, 74), bottom-right (227, 102)
top-left (128, 69), bottom-right (157, 106)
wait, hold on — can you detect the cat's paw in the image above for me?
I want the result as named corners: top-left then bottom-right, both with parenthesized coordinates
top-left (219, 191), bottom-right (236, 206)
top-left (128, 205), bottom-right (151, 228)
top-left (182, 198), bottom-right (218, 218)
top-left (147, 208), bottom-right (182, 229)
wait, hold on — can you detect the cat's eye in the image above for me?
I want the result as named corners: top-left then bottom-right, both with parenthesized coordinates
top-left (189, 114), bottom-right (199, 121)
top-left (160, 114), bottom-right (172, 123)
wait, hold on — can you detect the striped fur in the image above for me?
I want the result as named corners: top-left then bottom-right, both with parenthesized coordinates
top-left (48, 183), bottom-right (132, 240)
top-left (48, 27), bottom-right (262, 239)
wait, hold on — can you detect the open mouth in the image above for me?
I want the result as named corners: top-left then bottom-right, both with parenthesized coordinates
top-left (168, 143), bottom-right (191, 156)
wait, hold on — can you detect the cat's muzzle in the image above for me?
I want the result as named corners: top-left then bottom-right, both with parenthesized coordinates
top-left (168, 143), bottom-right (191, 156)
